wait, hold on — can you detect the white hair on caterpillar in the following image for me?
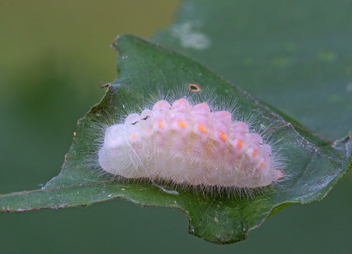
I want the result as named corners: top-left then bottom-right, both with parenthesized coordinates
top-left (78, 83), bottom-right (287, 197)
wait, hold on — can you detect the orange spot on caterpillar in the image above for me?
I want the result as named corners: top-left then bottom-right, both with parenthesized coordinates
top-left (158, 120), bottom-right (163, 128)
top-left (177, 121), bottom-right (186, 128)
top-left (218, 131), bottom-right (227, 142)
top-left (157, 102), bottom-right (165, 107)
top-left (176, 99), bottom-right (187, 104)
top-left (198, 124), bottom-right (208, 134)
top-left (252, 149), bottom-right (257, 158)
top-left (221, 111), bottom-right (230, 116)
top-left (237, 140), bottom-right (243, 149)
top-left (259, 161), bottom-right (265, 168)
top-left (131, 134), bottom-right (137, 140)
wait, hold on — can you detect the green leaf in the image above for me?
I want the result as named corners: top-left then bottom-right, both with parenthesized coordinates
top-left (153, 0), bottom-right (352, 140)
top-left (1, 35), bottom-right (351, 244)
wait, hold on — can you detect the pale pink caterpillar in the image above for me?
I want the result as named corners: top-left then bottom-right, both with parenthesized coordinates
top-left (97, 88), bottom-right (284, 193)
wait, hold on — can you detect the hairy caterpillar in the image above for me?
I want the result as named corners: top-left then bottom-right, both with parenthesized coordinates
top-left (97, 85), bottom-right (284, 194)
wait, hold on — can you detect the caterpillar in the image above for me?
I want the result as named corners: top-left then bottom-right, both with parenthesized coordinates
top-left (97, 85), bottom-right (284, 194)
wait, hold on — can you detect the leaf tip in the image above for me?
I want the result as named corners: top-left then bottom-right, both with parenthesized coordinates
top-left (110, 35), bottom-right (120, 51)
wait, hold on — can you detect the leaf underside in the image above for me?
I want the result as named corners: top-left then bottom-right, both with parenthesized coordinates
top-left (1, 35), bottom-right (351, 244)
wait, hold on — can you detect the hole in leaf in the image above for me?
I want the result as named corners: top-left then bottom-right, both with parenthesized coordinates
top-left (189, 83), bottom-right (201, 92)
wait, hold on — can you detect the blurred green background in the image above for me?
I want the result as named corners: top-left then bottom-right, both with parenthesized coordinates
top-left (0, 1), bottom-right (351, 253)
